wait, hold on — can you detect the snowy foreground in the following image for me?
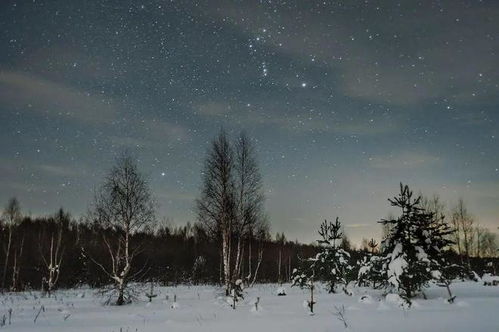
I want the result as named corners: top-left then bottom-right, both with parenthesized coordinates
top-left (1, 281), bottom-right (499, 331)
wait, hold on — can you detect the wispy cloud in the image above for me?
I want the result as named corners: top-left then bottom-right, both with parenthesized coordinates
top-left (38, 164), bottom-right (82, 177)
top-left (0, 70), bottom-right (117, 125)
top-left (194, 100), bottom-right (402, 135)
top-left (369, 151), bottom-right (442, 169)
top-left (345, 223), bottom-right (371, 229)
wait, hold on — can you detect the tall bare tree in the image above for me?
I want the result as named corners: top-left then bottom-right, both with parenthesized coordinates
top-left (1, 198), bottom-right (22, 290)
top-left (480, 229), bottom-right (498, 257)
top-left (91, 152), bottom-right (155, 305)
top-left (451, 198), bottom-right (474, 267)
top-left (474, 226), bottom-right (497, 258)
top-left (39, 208), bottom-right (68, 296)
top-left (10, 235), bottom-right (24, 291)
top-left (421, 194), bottom-right (446, 225)
top-left (232, 132), bottom-right (265, 282)
top-left (196, 129), bottom-right (236, 294)
top-left (276, 232), bottom-right (286, 284)
top-left (249, 218), bottom-right (270, 287)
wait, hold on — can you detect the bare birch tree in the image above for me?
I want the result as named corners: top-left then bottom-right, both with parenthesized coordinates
top-left (91, 152), bottom-right (155, 305)
top-left (39, 208), bottom-right (67, 296)
top-left (196, 129), bottom-right (236, 295)
top-left (232, 132), bottom-right (265, 282)
top-left (451, 199), bottom-right (474, 267)
top-left (421, 194), bottom-right (446, 225)
top-left (10, 235), bottom-right (23, 291)
top-left (1, 198), bottom-right (22, 290)
top-left (250, 219), bottom-right (270, 287)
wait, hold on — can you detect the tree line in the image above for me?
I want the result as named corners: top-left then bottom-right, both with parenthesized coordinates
top-left (0, 201), bottom-right (316, 296)
top-left (1, 129), bottom-right (497, 305)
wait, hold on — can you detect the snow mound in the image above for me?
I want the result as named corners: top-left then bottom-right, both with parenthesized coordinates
top-left (481, 273), bottom-right (499, 283)
top-left (358, 295), bottom-right (374, 304)
top-left (385, 293), bottom-right (410, 309)
top-left (377, 302), bottom-right (390, 311)
top-left (385, 293), bottom-right (403, 305)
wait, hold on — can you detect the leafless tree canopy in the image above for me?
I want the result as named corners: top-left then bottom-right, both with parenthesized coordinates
top-left (196, 129), bottom-right (236, 239)
top-left (451, 198), bottom-right (475, 266)
top-left (196, 130), bottom-right (267, 293)
top-left (94, 153), bottom-right (155, 233)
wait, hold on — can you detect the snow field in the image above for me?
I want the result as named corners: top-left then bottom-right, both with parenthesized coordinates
top-left (1, 281), bottom-right (499, 331)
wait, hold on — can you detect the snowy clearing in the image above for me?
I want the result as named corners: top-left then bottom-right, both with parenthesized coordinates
top-left (1, 281), bottom-right (498, 331)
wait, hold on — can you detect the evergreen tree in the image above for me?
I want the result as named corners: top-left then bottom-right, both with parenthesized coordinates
top-left (292, 218), bottom-right (352, 293)
top-left (291, 265), bottom-right (315, 314)
top-left (357, 252), bottom-right (383, 288)
top-left (379, 183), bottom-right (456, 301)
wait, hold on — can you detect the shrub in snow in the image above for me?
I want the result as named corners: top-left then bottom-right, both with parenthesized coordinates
top-left (292, 268), bottom-right (316, 314)
top-left (292, 218), bottom-right (354, 313)
top-left (302, 218), bottom-right (352, 293)
top-left (230, 279), bottom-right (244, 309)
top-left (295, 218), bottom-right (353, 293)
top-left (252, 297), bottom-right (261, 312)
top-left (379, 183), bottom-right (457, 302)
top-left (145, 281), bottom-right (157, 302)
top-left (357, 253), bottom-right (383, 289)
top-left (277, 286), bottom-right (286, 296)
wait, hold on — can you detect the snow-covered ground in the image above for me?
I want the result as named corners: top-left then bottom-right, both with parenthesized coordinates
top-left (1, 281), bottom-right (498, 331)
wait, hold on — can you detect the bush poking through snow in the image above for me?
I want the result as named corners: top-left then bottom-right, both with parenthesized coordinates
top-left (145, 281), bottom-right (157, 303)
top-left (230, 279), bottom-right (244, 309)
top-left (292, 218), bottom-right (352, 294)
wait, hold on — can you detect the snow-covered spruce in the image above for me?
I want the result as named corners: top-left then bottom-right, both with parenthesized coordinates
top-left (292, 218), bottom-right (353, 294)
top-left (377, 183), bottom-right (458, 302)
top-left (357, 253), bottom-right (383, 289)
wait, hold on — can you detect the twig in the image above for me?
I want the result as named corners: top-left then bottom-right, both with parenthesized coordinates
top-left (34, 305), bottom-right (45, 324)
top-left (334, 305), bottom-right (348, 328)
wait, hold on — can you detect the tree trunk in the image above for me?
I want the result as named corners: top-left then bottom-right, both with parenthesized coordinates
top-left (247, 240), bottom-right (252, 281)
top-left (219, 248), bottom-right (223, 287)
top-left (237, 240), bottom-right (244, 279)
top-left (250, 245), bottom-right (263, 287)
top-left (116, 284), bottom-right (125, 306)
top-left (11, 237), bottom-right (23, 292)
top-left (233, 236), bottom-right (243, 281)
top-left (2, 228), bottom-right (12, 289)
top-left (222, 228), bottom-right (231, 295)
top-left (278, 248), bottom-right (282, 284)
top-left (309, 283), bottom-right (315, 314)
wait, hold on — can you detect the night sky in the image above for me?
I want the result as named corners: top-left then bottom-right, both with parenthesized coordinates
top-left (1, 0), bottom-right (498, 244)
